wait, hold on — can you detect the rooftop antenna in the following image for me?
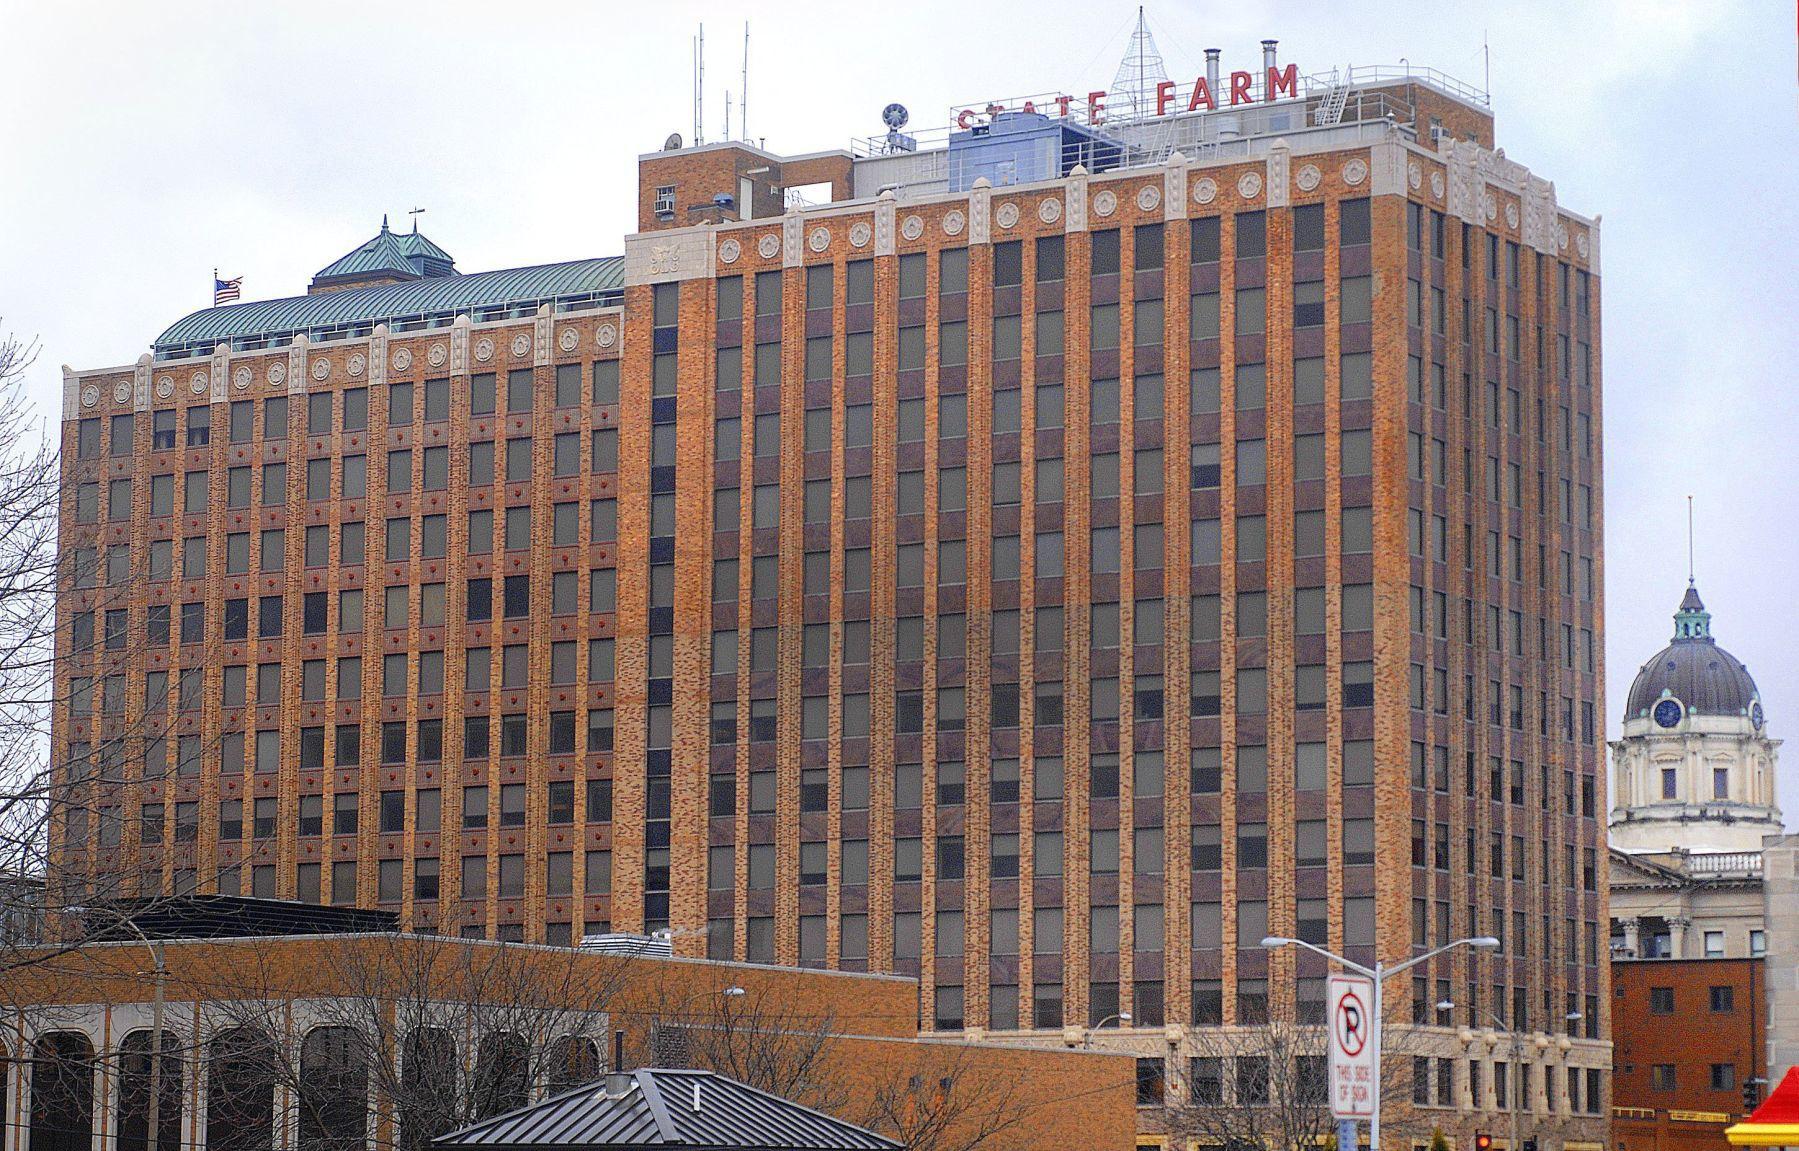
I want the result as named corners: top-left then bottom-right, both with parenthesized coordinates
top-left (741, 22), bottom-right (750, 145)
top-left (1483, 31), bottom-right (1490, 101)
top-left (693, 24), bottom-right (705, 146)
top-left (724, 90), bottom-right (732, 141)
top-left (1109, 7), bottom-right (1168, 121)
top-left (408, 207), bottom-right (426, 233)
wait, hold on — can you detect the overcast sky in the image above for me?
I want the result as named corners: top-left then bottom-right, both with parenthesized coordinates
top-left (3, 1), bottom-right (1795, 813)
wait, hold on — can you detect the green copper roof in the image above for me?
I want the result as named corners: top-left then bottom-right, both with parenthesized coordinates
top-left (313, 220), bottom-right (421, 285)
top-left (153, 256), bottom-right (624, 358)
top-left (394, 228), bottom-right (453, 267)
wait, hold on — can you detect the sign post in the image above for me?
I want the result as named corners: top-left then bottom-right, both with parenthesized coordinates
top-left (1329, 972), bottom-right (1377, 1140)
top-left (1264, 934), bottom-right (1497, 1151)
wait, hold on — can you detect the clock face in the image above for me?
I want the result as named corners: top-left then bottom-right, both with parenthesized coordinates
top-left (1752, 702), bottom-right (1765, 731)
top-left (1653, 698), bottom-right (1684, 729)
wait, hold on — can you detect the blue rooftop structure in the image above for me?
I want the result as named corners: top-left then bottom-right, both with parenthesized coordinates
top-left (153, 255), bottom-right (624, 360)
top-left (946, 111), bottom-right (1121, 192)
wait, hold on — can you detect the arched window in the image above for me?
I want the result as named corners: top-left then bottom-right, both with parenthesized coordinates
top-left (545, 1036), bottom-right (602, 1094)
top-left (399, 1029), bottom-right (457, 1151)
top-left (470, 1033), bottom-right (529, 1119)
top-left (29, 1031), bottom-right (94, 1151)
top-left (298, 1027), bottom-right (367, 1151)
top-left (117, 1028), bottom-right (184, 1151)
top-left (207, 1028), bottom-right (276, 1151)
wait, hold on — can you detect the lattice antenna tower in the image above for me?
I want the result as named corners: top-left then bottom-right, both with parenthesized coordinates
top-left (1109, 7), bottom-right (1170, 123)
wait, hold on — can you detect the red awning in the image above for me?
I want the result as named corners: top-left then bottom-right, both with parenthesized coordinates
top-left (1727, 1067), bottom-right (1799, 1145)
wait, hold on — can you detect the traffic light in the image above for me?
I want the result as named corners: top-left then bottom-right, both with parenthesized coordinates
top-left (1745, 1079), bottom-right (1763, 1113)
top-left (1474, 1134), bottom-right (1493, 1151)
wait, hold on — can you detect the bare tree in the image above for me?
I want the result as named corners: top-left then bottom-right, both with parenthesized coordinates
top-left (646, 981), bottom-right (851, 1116)
top-left (854, 1044), bottom-right (1035, 1151)
top-left (202, 934), bottom-right (631, 1151)
top-left (1166, 1019), bottom-right (1437, 1151)
top-left (644, 981), bottom-right (1057, 1151)
top-left (0, 322), bottom-right (200, 1006)
top-left (0, 323), bottom-right (61, 923)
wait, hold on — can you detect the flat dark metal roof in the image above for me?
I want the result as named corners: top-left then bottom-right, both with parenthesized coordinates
top-left (80, 895), bottom-right (399, 940)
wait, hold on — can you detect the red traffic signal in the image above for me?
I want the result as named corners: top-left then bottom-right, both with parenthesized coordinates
top-left (1474, 1136), bottom-right (1493, 1151)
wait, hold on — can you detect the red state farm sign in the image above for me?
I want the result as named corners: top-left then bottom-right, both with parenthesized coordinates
top-left (955, 63), bottom-right (1299, 129)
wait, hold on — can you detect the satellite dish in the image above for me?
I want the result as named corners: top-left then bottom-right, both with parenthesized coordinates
top-left (663, 132), bottom-right (684, 151)
top-left (882, 103), bottom-right (909, 130)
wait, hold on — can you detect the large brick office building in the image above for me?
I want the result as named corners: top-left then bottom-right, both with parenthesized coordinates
top-left (55, 51), bottom-right (1608, 1141)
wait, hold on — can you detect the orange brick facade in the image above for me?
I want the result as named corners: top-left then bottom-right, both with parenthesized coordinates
top-left (56, 87), bottom-right (1608, 1140)
top-left (1612, 958), bottom-right (1764, 1151)
top-left (0, 934), bottom-right (1138, 1151)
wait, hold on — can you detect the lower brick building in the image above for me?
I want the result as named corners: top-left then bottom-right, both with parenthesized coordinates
top-left (0, 931), bottom-right (1138, 1151)
top-left (1612, 957), bottom-right (1765, 1151)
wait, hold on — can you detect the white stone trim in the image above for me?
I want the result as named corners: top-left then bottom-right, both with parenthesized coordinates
top-left (1064, 167), bottom-right (1088, 234)
top-left (286, 336), bottom-right (309, 396)
top-left (623, 226), bottom-right (717, 286)
top-left (1265, 140), bottom-right (1290, 209)
top-left (1163, 152), bottom-right (1188, 221)
top-left (968, 180), bottom-right (991, 245)
top-left (781, 210), bottom-right (803, 268)
top-left (1368, 139), bottom-right (1407, 197)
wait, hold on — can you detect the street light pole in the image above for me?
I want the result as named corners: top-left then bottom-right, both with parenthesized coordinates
top-left (1263, 934), bottom-right (1500, 1151)
top-left (1084, 1011), bottom-right (1132, 1048)
top-left (67, 907), bottom-right (166, 1151)
top-left (1436, 1001), bottom-right (1582, 1151)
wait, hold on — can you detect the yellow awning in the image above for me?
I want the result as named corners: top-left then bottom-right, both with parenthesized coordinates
top-left (1726, 1121), bottom-right (1799, 1146)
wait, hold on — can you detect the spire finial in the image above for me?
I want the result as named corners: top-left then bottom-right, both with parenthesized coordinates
top-left (381, 213), bottom-right (389, 232)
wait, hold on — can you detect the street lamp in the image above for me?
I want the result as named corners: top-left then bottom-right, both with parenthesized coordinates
top-left (1084, 1010), bottom-right (1131, 1047)
top-left (1437, 999), bottom-right (1572, 1151)
top-left (670, 984), bottom-right (747, 1018)
top-left (67, 906), bottom-right (166, 1151)
top-left (1262, 934), bottom-right (1499, 1151)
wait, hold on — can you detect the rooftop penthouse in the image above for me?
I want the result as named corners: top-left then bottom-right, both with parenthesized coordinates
top-left (640, 45), bottom-right (1496, 230)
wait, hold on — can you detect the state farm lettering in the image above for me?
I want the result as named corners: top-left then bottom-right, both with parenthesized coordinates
top-left (955, 63), bottom-right (1300, 129)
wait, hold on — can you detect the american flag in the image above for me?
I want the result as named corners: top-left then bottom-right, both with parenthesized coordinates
top-left (213, 275), bottom-right (243, 305)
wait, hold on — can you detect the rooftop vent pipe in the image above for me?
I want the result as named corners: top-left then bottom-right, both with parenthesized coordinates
top-left (1262, 39), bottom-right (1278, 76)
top-left (1204, 48), bottom-right (1220, 95)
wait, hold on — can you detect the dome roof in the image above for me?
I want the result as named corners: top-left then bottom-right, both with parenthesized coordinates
top-left (1624, 583), bottom-right (1762, 720)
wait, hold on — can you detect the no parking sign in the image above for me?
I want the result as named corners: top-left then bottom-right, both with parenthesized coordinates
top-left (1328, 973), bottom-right (1375, 1120)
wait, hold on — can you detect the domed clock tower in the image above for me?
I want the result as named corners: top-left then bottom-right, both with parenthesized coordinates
top-left (1610, 582), bottom-right (1780, 854)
